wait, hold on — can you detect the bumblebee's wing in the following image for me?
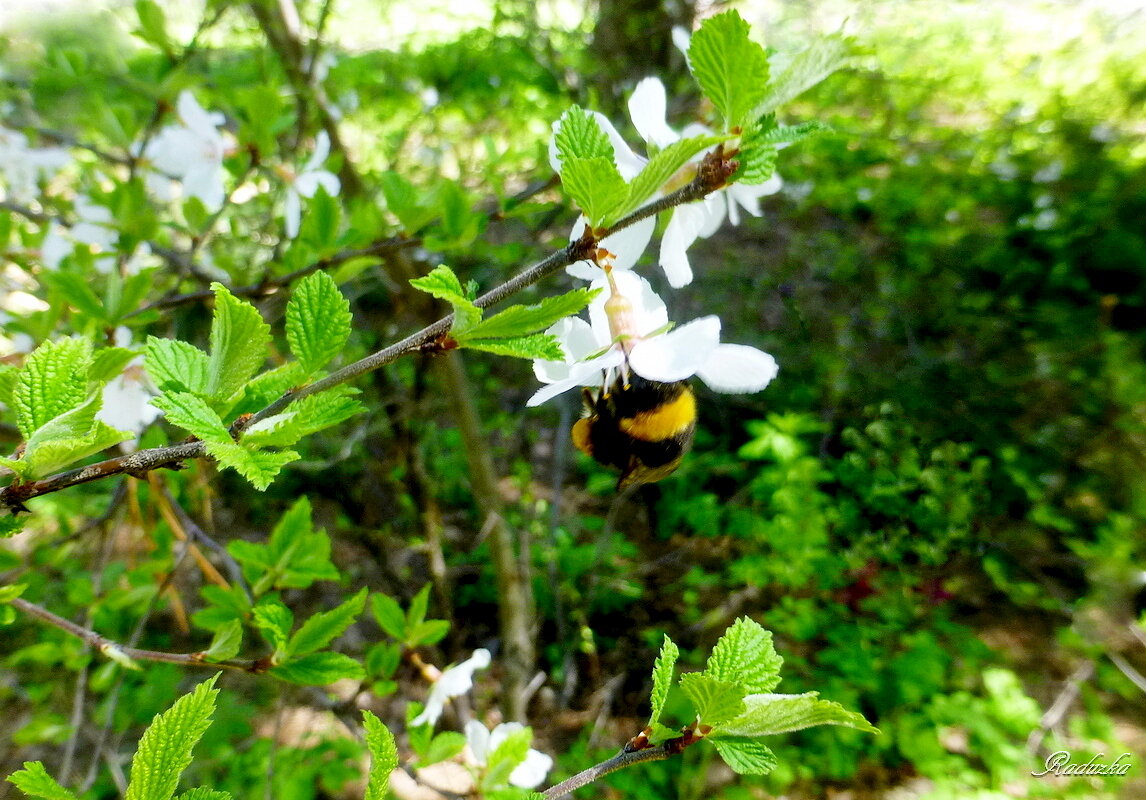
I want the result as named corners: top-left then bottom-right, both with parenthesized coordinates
top-left (617, 452), bottom-right (687, 489)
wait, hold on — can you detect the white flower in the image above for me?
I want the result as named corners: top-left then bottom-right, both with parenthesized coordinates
top-left (464, 721), bottom-right (553, 790)
top-left (410, 648), bottom-right (491, 727)
top-left (96, 328), bottom-right (160, 445)
top-left (283, 131), bottom-right (341, 239)
top-left (41, 195), bottom-right (119, 270)
top-left (142, 90), bottom-right (229, 210)
top-left (529, 271), bottom-right (777, 404)
top-left (627, 77), bottom-right (782, 287)
top-left (0, 126), bottom-right (70, 203)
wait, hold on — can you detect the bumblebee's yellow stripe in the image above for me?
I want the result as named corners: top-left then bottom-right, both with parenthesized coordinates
top-left (619, 389), bottom-right (695, 442)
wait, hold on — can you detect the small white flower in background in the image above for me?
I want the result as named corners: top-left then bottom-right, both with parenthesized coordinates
top-left (464, 720), bottom-right (553, 789)
top-left (528, 270), bottom-right (777, 405)
top-left (141, 90), bottom-right (229, 210)
top-left (0, 126), bottom-right (70, 203)
top-left (283, 131), bottom-right (341, 239)
top-left (96, 328), bottom-right (160, 444)
top-left (40, 195), bottom-right (119, 270)
top-left (410, 648), bottom-right (491, 727)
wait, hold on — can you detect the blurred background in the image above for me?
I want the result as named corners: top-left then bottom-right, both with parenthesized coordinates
top-left (1, 0), bottom-right (1144, 798)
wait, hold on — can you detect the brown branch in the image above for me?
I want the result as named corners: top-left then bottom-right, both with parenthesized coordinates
top-left (132, 236), bottom-right (419, 315)
top-left (9, 596), bottom-right (267, 673)
top-left (541, 745), bottom-right (675, 800)
top-left (0, 167), bottom-right (727, 512)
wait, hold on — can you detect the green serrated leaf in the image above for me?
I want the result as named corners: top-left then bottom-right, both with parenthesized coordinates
top-left (559, 157), bottom-right (627, 227)
top-left (14, 337), bottom-right (92, 437)
top-left (462, 288), bottom-right (600, 342)
top-left (371, 593), bottom-right (407, 640)
top-left (733, 141), bottom-right (778, 185)
top-left (713, 692), bottom-right (879, 737)
top-left (380, 171), bottom-right (437, 233)
top-left (758, 120), bottom-right (832, 147)
top-left (229, 362), bottom-right (306, 416)
top-left (204, 441), bottom-right (299, 491)
top-left (409, 265), bottom-right (482, 335)
top-left (288, 588), bottom-right (367, 658)
top-left (203, 619), bottom-right (242, 662)
top-left (145, 337), bottom-right (211, 396)
top-left (124, 673), bottom-right (219, 800)
top-left (41, 272), bottom-right (107, 322)
top-left (704, 617), bottom-right (783, 694)
top-left (756, 33), bottom-right (852, 114)
top-left (174, 789), bottom-right (233, 800)
top-left (649, 635), bottom-right (679, 728)
top-left (229, 497), bottom-right (340, 594)
top-left (152, 392), bottom-right (230, 443)
top-left (5, 761), bottom-right (79, 800)
top-left (240, 386), bottom-right (364, 449)
top-left (206, 283), bottom-right (271, 403)
top-left (689, 10), bottom-right (770, 130)
top-left (421, 731), bottom-right (467, 767)
top-left (0, 363), bottom-right (17, 406)
top-left (461, 334), bottom-right (563, 361)
top-left (285, 271), bottom-right (352, 376)
top-left (406, 584), bottom-right (431, 629)
top-left (269, 651), bottom-right (364, 685)
top-left (363, 710), bottom-right (398, 800)
top-left (365, 641), bottom-right (403, 678)
top-left (710, 737), bottom-right (778, 775)
top-left (406, 619), bottom-right (450, 647)
top-left (679, 673), bottom-right (746, 726)
top-left (300, 185), bottom-right (340, 249)
top-left (22, 411), bottom-right (132, 479)
top-left (134, 0), bottom-right (171, 51)
top-left (619, 134), bottom-right (729, 220)
top-left (553, 106), bottom-right (615, 164)
top-left (90, 347), bottom-right (138, 385)
top-left (0, 583), bottom-right (27, 603)
top-left (252, 602), bottom-right (294, 653)
top-left (646, 721), bottom-right (680, 745)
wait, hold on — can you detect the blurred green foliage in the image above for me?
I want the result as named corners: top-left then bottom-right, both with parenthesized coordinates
top-left (1, 0), bottom-right (1144, 798)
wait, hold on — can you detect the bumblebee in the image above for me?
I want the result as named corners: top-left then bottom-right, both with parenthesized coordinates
top-left (572, 373), bottom-right (696, 489)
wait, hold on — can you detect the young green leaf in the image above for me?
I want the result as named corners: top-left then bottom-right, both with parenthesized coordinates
top-left (124, 673), bottom-right (220, 800)
top-left (300, 185), bottom-right (340, 249)
top-left (648, 635), bottom-right (679, 728)
top-left (406, 583), bottom-right (431, 629)
top-left (145, 337), bottom-right (210, 396)
top-left (20, 422), bottom-right (132, 479)
top-left (688, 11), bottom-right (770, 130)
top-left (421, 731), bottom-right (467, 767)
top-left (269, 651), bottom-right (365, 685)
top-left (756, 33), bottom-right (852, 114)
top-left (288, 588), bottom-right (367, 658)
top-left (380, 171), bottom-right (437, 233)
top-left (618, 134), bottom-right (728, 219)
top-left (710, 737), bottom-right (778, 776)
top-left (409, 265), bottom-right (482, 334)
top-left (704, 617), bottom-right (783, 694)
top-left (757, 120), bottom-right (833, 147)
top-left (227, 497), bottom-right (340, 594)
top-left (251, 602), bottom-right (294, 653)
top-left (460, 334), bottom-right (564, 361)
top-left (151, 392), bottom-right (230, 443)
top-left (134, 0), bottom-right (172, 52)
top-left (558, 157), bottom-right (627, 227)
top-left (363, 710), bottom-right (398, 800)
top-left (206, 283), bottom-right (271, 403)
top-left (712, 692), bottom-right (879, 737)
top-left (371, 592), bottom-right (407, 640)
top-left (203, 441), bottom-right (299, 491)
top-left (203, 619), bottom-right (242, 662)
top-left (286, 271), bottom-right (352, 376)
top-left (240, 386), bottom-right (365, 449)
top-left (89, 347), bottom-right (138, 384)
top-left (678, 673), bottom-right (746, 726)
top-left (5, 761), bottom-right (78, 800)
top-left (553, 106), bottom-right (615, 164)
top-left (174, 789), bottom-right (233, 800)
top-left (41, 271), bottom-right (107, 322)
top-left (14, 337), bottom-right (91, 437)
top-left (406, 619), bottom-right (450, 647)
top-left (461, 288), bottom-right (600, 341)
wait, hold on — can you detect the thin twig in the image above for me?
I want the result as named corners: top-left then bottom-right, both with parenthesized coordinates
top-left (1, 166), bottom-right (731, 513)
top-left (9, 596), bottom-right (268, 673)
top-left (541, 745), bottom-right (675, 800)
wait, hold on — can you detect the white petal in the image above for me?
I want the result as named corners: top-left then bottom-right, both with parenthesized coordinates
top-left (629, 316), bottom-right (721, 382)
top-left (696, 192), bottom-right (726, 239)
top-left (590, 111), bottom-right (647, 179)
top-left (284, 190), bottom-right (302, 239)
top-left (628, 78), bottom-right (678, 149)
top-left (527, 351), bottom-right (622, 407)
top-left (294, 169), bottom-right (341, 199)
top-left (305, 131), bottom-right (331, 172)
top-left (410, 648), bottom-right (491, 727)
top-left (726, 173), bottom-right (783, 225)
top-left (465, 719), bottom-right (491, 764)
top-left (40, 228), bottom-right (73, 269)
top-left (588, 270), bottom-right (668, 343)
top-left (488, 722), bottom-right (525, 754)
top-left (659, 207), bottom-right (704, 288)
top-left (671, 26), bottom-right (692, 61)
top-left (566, 261), bottom-right (600, 281)
top-left (183, 165), bottom-right (226, 211)
top-left (696, 344), bottom-right (779, 393)
top-left (176, 90), bottom-right (217, 137)
top-left (509, 749), bottom-right (554, 789)
top-left (566, 215), bottom-right (655, 278)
